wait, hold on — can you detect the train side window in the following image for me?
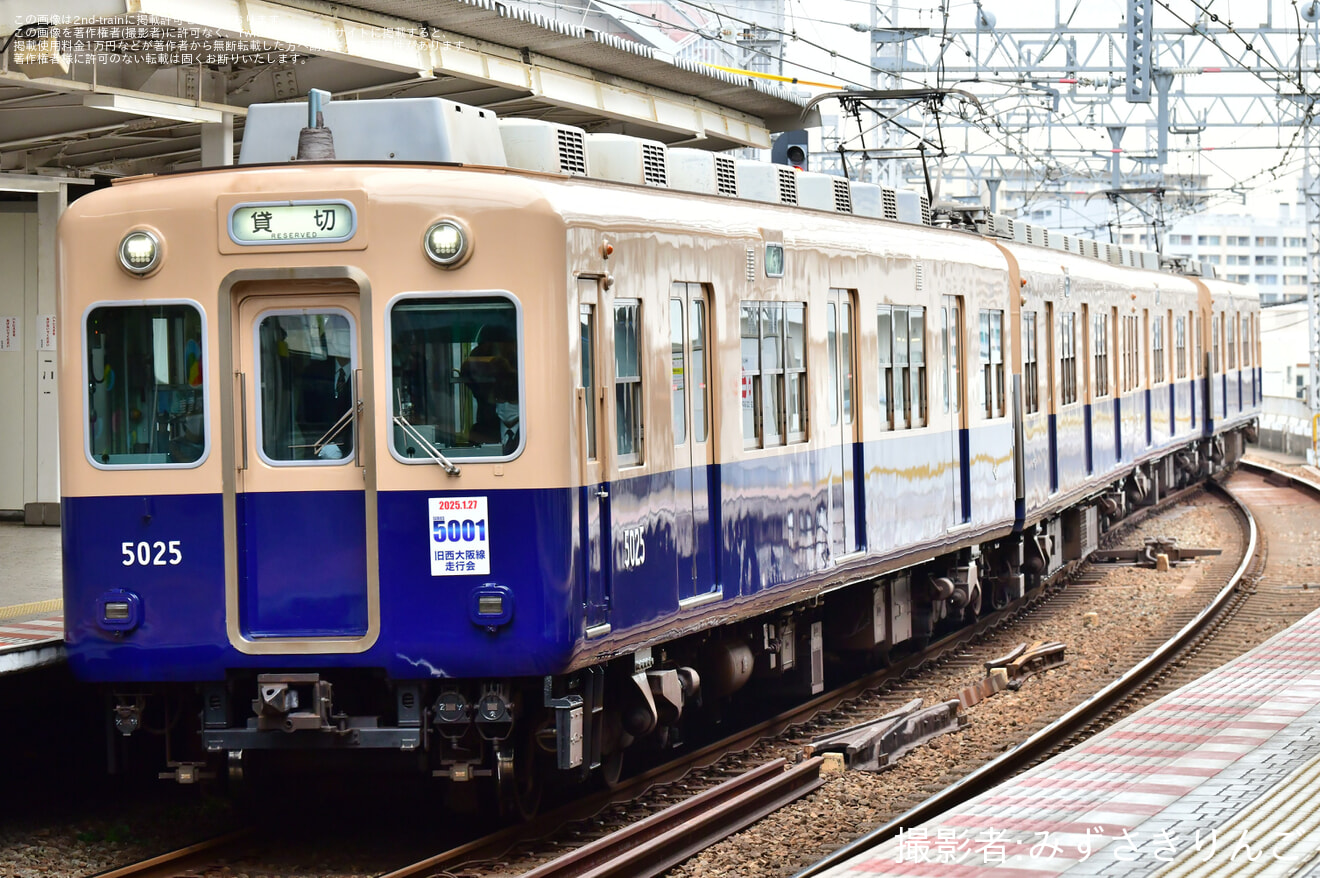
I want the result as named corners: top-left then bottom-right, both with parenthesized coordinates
top-left (877, 307), bottom-right (893, 429)
top-left (670, 299), bottom-right (687, 445)
top-left (827, 304), bottom-right (840, 427)
top-left (1060, 312), bottom-right (1077, 405)
top-left (947, 302), bottom-right (961, 415)
top-left (1241, 315), bottom-right (1250, 367)
top-left (1175, 316), bottom-right (1187, 380)
top-left (827, 297), bottom-right (856, 427)
top-left (741, 304), bottom-right (763, 447)
top-left (909, 307), bottom-right (927, 427)
top-left (841, 300), bottom-right (855, 425)
top-left (1092, 312), bottom-right (1110, 397)
top-left (740, 301), bottom-right (805, 448)
top-left (786, 303), bottom-right (808, 442)
top-left (893, 308), bottom-right (910, 429)
top-left (84, 303), bottom-right (207, 468)
top-left (761, 304), bottom-right (784, 445)
top-left (1212, 315), bottom-right (1221, 373)
top-left (1152, 316), bottom-right (1164, 385)
top-left (1124, 315), bottom-right (1139, 391)
top-left (690, 297), bottom-right (709, 443)
top-left (1022, 311), bottom-right (1039, 414)
top-left (1227, 314), bottom-right (1236, 370)
top-left (979, 309), bottom-right (1005, 418)
top-left (1195, 315), bottom-right (1203, 376)
top-left (390, 295), bottom-right (521, 461)
top-left (580, 305), bottom-right (597, 460)
top-left (614, 299), bottom-right (644, 465)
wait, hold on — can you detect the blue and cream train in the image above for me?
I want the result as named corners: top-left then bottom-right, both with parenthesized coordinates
top-left (58, 96), bottom-right (1259, 811)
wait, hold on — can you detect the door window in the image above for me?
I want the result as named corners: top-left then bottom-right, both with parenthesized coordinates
top-left (256, 312), bottom-right (355, 464)
top-left (614, 299), bottom-right (644, 465)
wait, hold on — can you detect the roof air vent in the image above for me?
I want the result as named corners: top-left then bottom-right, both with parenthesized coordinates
top-left (831, 177), bottom-right (853, 213)
top-left (881, 187), bottom-right (899, 221)
top-left (585, 133), bottom-right (668, 186)
top-left (776, 167), bottom-right (798, 205)
top-left (796, 172), bottom-right (849, 212)
top-left (988, 214), bottom-right (1015, 240)
top-left (499, 118), bottom-right (588, 175)
top-left (714, 155), bottom-right (738, 197)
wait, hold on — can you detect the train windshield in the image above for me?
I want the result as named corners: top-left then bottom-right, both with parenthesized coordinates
top-left (84, 303), bottom-right (207, 467)
top-left (390, 295), bottom-right (522, 461)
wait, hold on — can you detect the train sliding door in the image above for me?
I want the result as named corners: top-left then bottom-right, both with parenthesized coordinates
top-left (671, 283), bottom-right (718, 604)
top-left (231, 291), bottom-right (371, 644)
top-left (577, 278), bottom-right (611, 636)
top-left (826, 290), bottom-right (859, 559)
top-left (942, 295), bottom-right (968, 525)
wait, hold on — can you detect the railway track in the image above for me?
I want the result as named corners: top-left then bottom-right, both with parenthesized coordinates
top-left (90, 469), bottom-right (1297, 878)
top-left (793, 459), bottom-right (1320, 878)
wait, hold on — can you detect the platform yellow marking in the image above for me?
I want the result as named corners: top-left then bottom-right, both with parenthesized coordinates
top-left (0, 599), bottom-right (62, 622)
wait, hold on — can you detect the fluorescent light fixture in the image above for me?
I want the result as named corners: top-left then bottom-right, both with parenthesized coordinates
top-left (84, 93), bottom-right (225, 125)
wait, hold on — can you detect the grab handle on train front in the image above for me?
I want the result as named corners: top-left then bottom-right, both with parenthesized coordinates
top-left (235, 371), bottom-right (248, 471)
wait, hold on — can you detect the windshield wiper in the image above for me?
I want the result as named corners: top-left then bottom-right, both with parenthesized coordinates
top-left (393, 414), bottom-right (461, 476)
top-left (310, 401), bottom-right (359, 458)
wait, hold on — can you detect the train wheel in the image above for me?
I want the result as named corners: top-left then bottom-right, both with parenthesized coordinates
top-left (599, 749), bottom-right (625, 789)
top-left (496, 729), bottom-right (542, 821)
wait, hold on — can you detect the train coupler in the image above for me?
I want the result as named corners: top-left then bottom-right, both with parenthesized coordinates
top-left (253, 673), bottom-right (335, 732)
top-left (157, 761), bottom-right (215, 784)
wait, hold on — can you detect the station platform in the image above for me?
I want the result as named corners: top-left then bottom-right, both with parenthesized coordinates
top-left (817, 605), bottom-right (1320, 877)
top-left (0, 521), bottom-right (65, 673)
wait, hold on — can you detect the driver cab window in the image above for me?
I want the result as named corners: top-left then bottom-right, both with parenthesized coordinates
top-left (390, 295), bottom-right (523, 461)
top-left (85, 303), bottom-right (207, 467)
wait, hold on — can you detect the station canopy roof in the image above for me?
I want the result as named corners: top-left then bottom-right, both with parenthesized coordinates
top-left (0, 0), bottom-right (813, 180)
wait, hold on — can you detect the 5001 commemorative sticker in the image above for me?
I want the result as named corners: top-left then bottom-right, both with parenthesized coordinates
top-left (429, 496), bottom-right (489, 576)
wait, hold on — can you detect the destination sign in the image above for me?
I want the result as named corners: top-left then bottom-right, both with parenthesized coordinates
top-left (228, 201), bottom-right (356, 245)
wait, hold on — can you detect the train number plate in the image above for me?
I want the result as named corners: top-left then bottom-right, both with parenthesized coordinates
top-left (429, 496), bottom-right (490, 577)
top-left (228, 200), bottom-right (357, 245)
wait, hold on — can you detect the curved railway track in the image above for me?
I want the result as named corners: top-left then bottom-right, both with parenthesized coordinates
top-left (793, 459), bottom-right (1320, 878)
top-left (90, 462), bottom-right (1318, 878)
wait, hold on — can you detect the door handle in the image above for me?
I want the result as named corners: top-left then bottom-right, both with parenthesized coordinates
top-left (596, 489), bottom-right (609, 499)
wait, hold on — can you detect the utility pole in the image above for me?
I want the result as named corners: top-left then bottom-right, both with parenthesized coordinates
top-left (1304, 3), bottom-right (1320, 462)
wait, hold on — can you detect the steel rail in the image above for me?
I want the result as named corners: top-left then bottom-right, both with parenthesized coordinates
top-left (89, 828), bottom-right (255, 878)
top-left (793, 471), bottom-right (1264, 878)
top-left (520, 757), bottom-right (825, 878)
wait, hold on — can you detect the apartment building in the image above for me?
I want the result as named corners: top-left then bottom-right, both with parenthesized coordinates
top-left (1155, 209), bottom-right (1308, 306)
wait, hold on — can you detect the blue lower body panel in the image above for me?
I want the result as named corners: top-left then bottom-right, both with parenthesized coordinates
top-left (237, 490), bottom-right (368, 637)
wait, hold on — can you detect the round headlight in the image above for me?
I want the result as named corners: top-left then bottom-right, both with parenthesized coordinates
top-left (119, 230), bottom-right (161, 275)
top-left (424, 220), bottom-right (469, 267)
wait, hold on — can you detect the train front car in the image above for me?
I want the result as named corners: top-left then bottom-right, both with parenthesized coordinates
top-left (58, 100), bottom-right (578, 808)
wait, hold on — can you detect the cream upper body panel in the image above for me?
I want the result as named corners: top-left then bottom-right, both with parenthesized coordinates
top-left (59, 162), bottom-right (1015, 499)
top-left (59, 164), bottom-right (568, 498)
